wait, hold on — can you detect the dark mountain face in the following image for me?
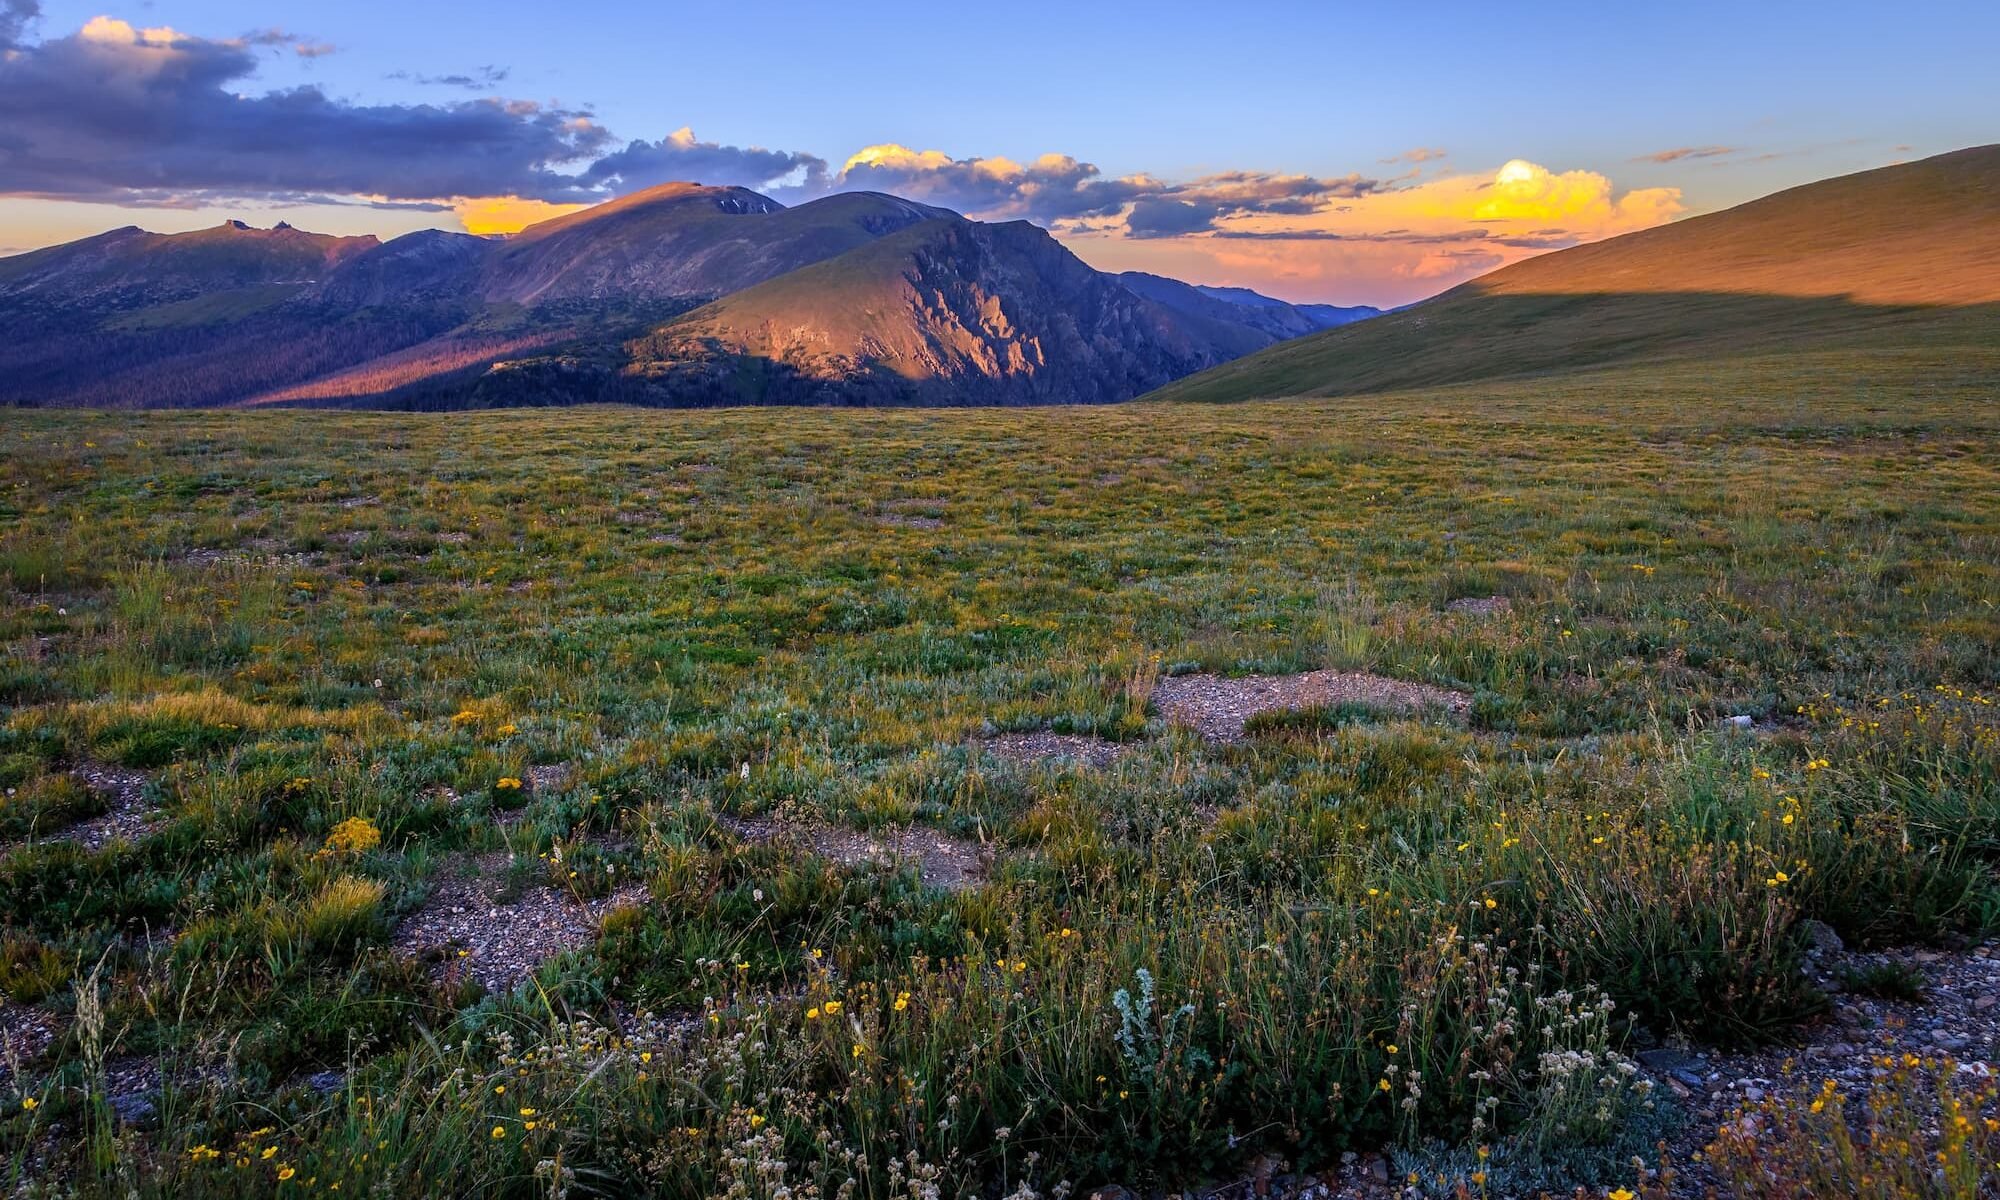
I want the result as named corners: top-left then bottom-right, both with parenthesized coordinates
top-left (0, 186), bottom-right (1350, 409)
top-left (618, 218), bottom-right (1264, 406)
top-left (1115, 272), bottom-right (1380, 342)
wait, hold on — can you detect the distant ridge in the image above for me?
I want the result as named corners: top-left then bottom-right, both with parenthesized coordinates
top-left (1148, 145), bottom-right (2000, 404)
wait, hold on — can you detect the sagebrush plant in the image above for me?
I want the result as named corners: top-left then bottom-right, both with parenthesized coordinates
top-left (0, 354), bottom-right (1996, 1194)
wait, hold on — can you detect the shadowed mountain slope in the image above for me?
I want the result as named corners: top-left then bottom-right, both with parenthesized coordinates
top-left (612, 217), bottom-right (1270, 406)
top-left (1149, 145), bottom-right (2000, 404)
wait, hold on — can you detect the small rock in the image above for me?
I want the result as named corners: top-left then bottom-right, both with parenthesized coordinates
top-left (1089, 1187), bottom-right (1138, 1200)
top-left (1366, 1156), bottom-right (1390, 1185)
top-left (108, 1092), bottom-right (157, 1126)
top-left (1801, 919), bottom-right (1845, 954)
top-left (307, 1070), bottom-right (345, 1095)
top-left (1723, 715), bottom-right (1754, 730)
top-left (1742, 1085), bottom-right (1766, 1102)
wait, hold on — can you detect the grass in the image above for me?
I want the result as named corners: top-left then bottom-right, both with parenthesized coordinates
top-left (0, 347), bottom-right (1996, 1196)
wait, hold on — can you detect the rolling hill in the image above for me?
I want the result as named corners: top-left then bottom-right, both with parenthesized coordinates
top-left (1149, 144), bottom-right (2000, 404)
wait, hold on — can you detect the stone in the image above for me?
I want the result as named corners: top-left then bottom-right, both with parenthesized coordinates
top-left (108, 1091), bottom-right (157, 1126)
top-left (1801, 919), bottom-right (1845, 953)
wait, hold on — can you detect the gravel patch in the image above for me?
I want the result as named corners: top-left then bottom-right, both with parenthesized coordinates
top-left (526, 763), bottom-right (574, 794)
top-left (394, 854), bottom-right (648, 994)
top-left (53, 762), bottom-right (160, 850)
top-left (0, 1003), bottom-right (62, 1087)
top-left (1446, 595), bottom-right (1512, 616)
top-left (1641, 936), bottom-right (2000, 1195)
top-left (976, 731), bottom-right (1132, 769)
top-left (724, 816), bottom-right (988, 892)
top-left (1153, 670), bottom-right (1471, 743)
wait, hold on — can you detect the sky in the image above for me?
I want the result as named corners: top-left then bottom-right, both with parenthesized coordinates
top-left (0, 0), bottom-right (1993, 306)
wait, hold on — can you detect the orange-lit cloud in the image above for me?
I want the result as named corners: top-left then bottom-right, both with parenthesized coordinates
top-left (453, 195), bottom-right (587, 234)
top-left (1058, 158), bottom-right (1684, 307)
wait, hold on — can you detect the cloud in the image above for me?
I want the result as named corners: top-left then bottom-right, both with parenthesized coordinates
top-left (0, 15), bottom-right (612, 206)
top-left (1061, 158), bottom-right (1683, 307)
top-left (390, 65), bottom-right (512, 90)
top-left (0, 0), bottom-right (38, 49)
top-left (240, 28), bottom-right (336, 58)
top-left (581, 126), bottom-right (829, 194)
top-left (453, 195), bottom-right (586, 234)
top-left (1633, 145), bottom-right (1741, 164)
top-left (818, 143), bottom-right (1385, 234)
top-left (0, 13), bottom-right (1688, 307)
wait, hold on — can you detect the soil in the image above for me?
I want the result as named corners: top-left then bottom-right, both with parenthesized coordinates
top-left (393, 853), bottom-right (648, 993)
top-left (977, 731), bottom-right (1132, 769)
top-left (1153, 670), bottom-right (1471, 743)
top-left (722, 815), bottom-right (989, 892)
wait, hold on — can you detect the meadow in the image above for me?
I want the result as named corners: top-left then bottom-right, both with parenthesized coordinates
top-left (2, 346), bottom-right (1997, 1197)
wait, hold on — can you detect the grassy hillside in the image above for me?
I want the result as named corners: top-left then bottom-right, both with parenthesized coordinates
top-left (1153, 145), bottom-right (2000, 403)
top-left (1, 344), bottom-right (1995, 1195)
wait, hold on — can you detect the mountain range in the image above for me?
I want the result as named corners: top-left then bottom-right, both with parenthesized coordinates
top-left (0, 186), bottom-right (1378, 409)
top-left (6, 145), bottom-right (1991, 409)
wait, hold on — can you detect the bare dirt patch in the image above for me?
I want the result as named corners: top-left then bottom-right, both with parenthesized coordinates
top-left (976, 732), bottom-right (1132, 770)
top-left (393, 853), bottom-right (648, 994)
top-left (724, 816), bottom-right (988, 892)
top-left (1153, 670), bottom-right (1470, 743)
top-left (526, 763), bottom-right (574, 794)
top-left (58, 762), bottom-right (161, 850)
top-left (1445, 595), bottom-right (1512, 616)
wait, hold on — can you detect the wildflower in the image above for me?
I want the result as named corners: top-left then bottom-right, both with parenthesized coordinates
top-left (640, 1052), bottom-right (652, 1064)
top-left (278, 1167), bottom-right (296, 1181)
top-left (807, 1007), bottom-right (820, 1019)
top-left (1609, 1190), bottom-right (1635, 1200)
top-left (823, 999), bottom-right (842, 1015)
top-left (1378, 1079), bottom-right (1391, 1092)
top-left (262, 1147), bottom-right (278, 1160)
top-left (1484, 898), bottom-right (1498, 909)
top-left (322, 816), bottom-right (381, 856)
top-left (851, 1043), bottom-right (864, 1059)
top-left (20, 1097), bottom-right (37, 1111)
top-left (519, 1108), bottom-right (536, 1117)
top-left (1782, 813), bottom-right (1795, 825)
top-left (750, 1113), bottom-right (766, 1128)
top-left (496, 723), bottom-right (518, 736)
top-left (894, 991), bottom-right (911, 1012)
top-left (495, 777), bottom-right (522, 790)
top-left (490, 1126), bottom-right (506, 1139)
top-left (1386, 1044), bottom-right (1398, 1054)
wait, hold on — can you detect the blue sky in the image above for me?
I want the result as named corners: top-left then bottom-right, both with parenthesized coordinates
top-left (2, 0), bottom-right (1994, 303)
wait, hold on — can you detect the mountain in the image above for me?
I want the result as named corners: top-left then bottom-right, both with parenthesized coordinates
top-left (0, 220), bottom-right (376, 317)
top-left (1190, 284), bottom-right (1379, 330)
top-left (0, 185), bottom-right (1358, 409)
top-left (612, 218), bottom-right (1261, 406)
top-left (1116, 272), bottom-right (1378, 342)
top-left (1149, 145), bottom-right (2000, 404)
top-left (476, 186), bottom-right (953, 304)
